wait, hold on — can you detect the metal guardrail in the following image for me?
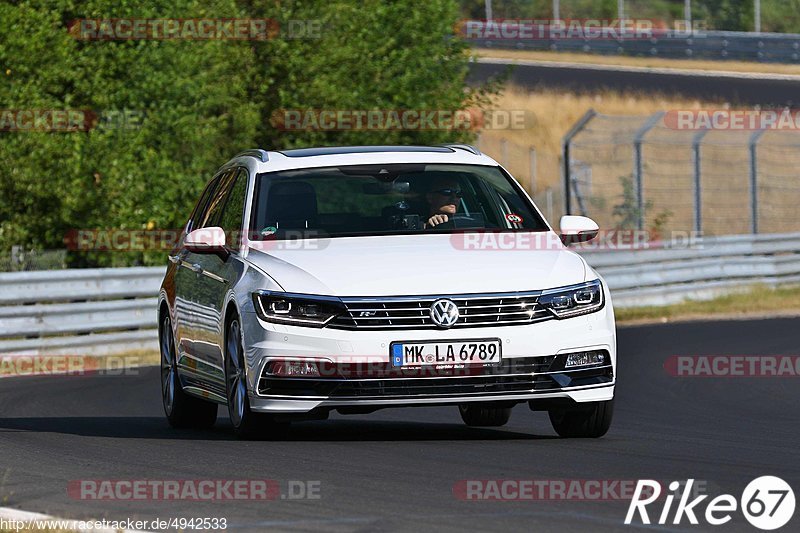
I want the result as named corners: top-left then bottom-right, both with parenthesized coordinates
top-left (464, 21), bottom-right (800, 63)
top-left (0, 267), bottom-right (164, 355)
top-left (1, 232), bottom-right (799, 354)
top-left (581, 232), bottom-right (800, 307)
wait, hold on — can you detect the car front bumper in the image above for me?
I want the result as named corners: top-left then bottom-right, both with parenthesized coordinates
top-left (241, 297), bottom-right (616, 414)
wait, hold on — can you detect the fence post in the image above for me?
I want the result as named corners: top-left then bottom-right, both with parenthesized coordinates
top-left (562, 109), bottom-right (596, 216)
top-left (529, 146), bottom-right (537, 194)
top-left (11, 246), bottom-right (21, 271)
top-left (749, 128), bottom-right (766, 234)
top-left (692, 128), bottom-right (710, 234)
top-left (633, 112), bottom-right (665, 230)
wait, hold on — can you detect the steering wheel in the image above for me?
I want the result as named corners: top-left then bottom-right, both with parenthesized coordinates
top-left (429, 214), bottom-right (482, 230)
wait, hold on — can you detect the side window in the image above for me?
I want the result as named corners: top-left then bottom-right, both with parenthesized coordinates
top-left (188, 177), bottom-right (220, 232)
top-left (462, 176), bottom-right (501, 228)
top-left (218, 168), bottom-right (249, 240)
top-left (198, 170), bottom-right (237, 229)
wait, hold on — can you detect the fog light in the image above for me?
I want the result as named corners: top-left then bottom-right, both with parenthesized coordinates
top-left (268, 360), bottom-right (321, 377)
top-left (565, 351), bottom-right (606, 368)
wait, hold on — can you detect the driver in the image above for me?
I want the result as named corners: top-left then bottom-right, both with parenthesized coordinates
top-left (424, 178), bottom-right (463, 228)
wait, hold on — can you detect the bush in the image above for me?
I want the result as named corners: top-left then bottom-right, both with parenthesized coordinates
top-left (0, 0), bottom-right (488, 266)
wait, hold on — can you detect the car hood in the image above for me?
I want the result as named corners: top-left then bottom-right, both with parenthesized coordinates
top-left (246, 232), bottom-right (588, 296)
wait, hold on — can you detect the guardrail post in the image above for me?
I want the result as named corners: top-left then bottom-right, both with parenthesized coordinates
top-left (633, 112), bottom-right (665, 230)
top-left (692, 128), bottom-right (710, 234)
top-left (749, 128), bottom-right (767, 234)
top-left (562, 109), bottom-right (597, 216)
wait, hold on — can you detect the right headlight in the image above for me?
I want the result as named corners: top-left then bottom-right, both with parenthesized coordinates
top-left (252, 291), bottom-right (345, 327)
top-left (538, 279), bottom-right (604, 319)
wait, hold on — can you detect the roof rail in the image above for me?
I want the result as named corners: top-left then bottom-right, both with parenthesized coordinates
top-left (233, 149), bottom-right (269, 162)
top-left (437, 144), bottom-right (481, 155)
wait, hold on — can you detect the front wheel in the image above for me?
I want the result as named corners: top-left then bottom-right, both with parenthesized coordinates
top-left (160, 313), bottom-right (217, 429)
top-left (225, 316), bottom-right (288, 439)
top-left (548, 399), bottom-right (614, 438)
top-left (458, 403), bottom-right (512, 427)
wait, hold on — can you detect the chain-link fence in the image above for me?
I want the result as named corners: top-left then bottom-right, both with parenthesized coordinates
top-left (562, 110), bottom-right (800, 236)
top-left (0, 247), bottom-right (67, 272)
top-left (477, 135), bottom-right (564, 225)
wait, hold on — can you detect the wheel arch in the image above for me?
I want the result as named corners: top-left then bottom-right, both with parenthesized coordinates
top-left (222, 295), bottom-right (241, 337)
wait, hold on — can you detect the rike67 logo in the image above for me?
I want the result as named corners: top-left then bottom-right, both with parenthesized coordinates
top-left (626, 477), bottom-right (795, 530)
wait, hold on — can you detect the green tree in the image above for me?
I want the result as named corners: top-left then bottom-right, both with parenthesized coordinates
top-left (760, 0), bottom-right (800, 33)
top-left (242, 0), bottom-right (485, 148)
top-left (1, 0), bottom-right (487, 267)
top-left (1, 0), bottom-right (261, 266)
top-left (694, 0), bottom-right (755, 31)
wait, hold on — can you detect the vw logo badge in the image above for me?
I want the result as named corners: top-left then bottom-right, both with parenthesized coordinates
top-left (430, 299), bottom-right (459, 328)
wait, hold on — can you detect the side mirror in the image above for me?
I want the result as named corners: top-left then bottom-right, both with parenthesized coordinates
top-left (559, 215), bottom-right (599, 245)
top-left (185, 227), bottom-right (229, 259)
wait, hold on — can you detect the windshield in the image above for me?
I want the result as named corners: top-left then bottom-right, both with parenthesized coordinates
top-left (251, 163), bottom-right (548, 239)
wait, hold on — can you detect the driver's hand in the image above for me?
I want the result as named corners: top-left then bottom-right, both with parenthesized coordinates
top-left (427, 214), bottom-right (449, 227)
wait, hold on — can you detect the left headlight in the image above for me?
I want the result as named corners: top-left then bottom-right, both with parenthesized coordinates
top-left (252, 291), bottom-right (345, 327)
top-left (538, 279), bottom-right (604, 319)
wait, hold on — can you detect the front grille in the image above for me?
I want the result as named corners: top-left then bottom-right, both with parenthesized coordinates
top-left (328, 292), bottom-right (551, 330)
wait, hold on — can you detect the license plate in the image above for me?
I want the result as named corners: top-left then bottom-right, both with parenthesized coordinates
top-left (390, 339), bottom-right (502, 367)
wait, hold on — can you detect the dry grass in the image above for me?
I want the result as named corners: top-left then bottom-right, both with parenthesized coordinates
top-left (474, 48), bottom-right (800, 76)
top-left (615, 285), bottom-right (800, 324)
top-left (478, 83), bottom-right (800, 235)
top-left (478, 84), bottom-right (720, 194)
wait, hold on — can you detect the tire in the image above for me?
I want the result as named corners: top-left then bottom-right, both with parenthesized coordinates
top-left (225, 315), bottom-right (288, 439)
top-left (548, 399), bottom-right (614, 438)
top-left (458, 403), bottom-right (512, 427)
top-left (160, 313), bottom-right (218, 429)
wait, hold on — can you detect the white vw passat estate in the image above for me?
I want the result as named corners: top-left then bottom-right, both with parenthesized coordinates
top-left (158, 145), bottom-right (615, 438)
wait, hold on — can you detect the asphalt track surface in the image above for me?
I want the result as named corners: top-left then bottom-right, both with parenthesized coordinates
top-left (469, 59), bottom-right (800, 106)
top-left (1, 318), bottom-right (798, 532)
